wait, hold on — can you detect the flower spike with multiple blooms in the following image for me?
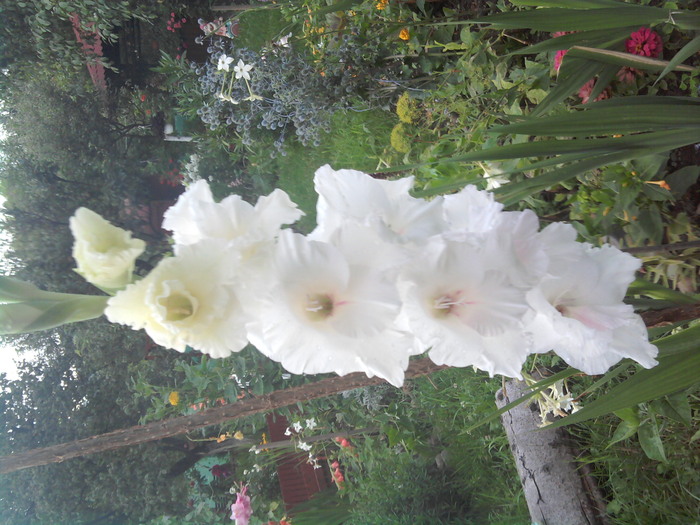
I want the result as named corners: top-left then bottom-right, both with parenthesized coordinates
top-left (57, 166), bottom-right (661, 385)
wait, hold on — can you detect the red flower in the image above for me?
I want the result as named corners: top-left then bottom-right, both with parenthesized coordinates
top-left (626, 27), bottom-right (662, 58)
top-left (211, 464), bottom-right (231, 478)
top-left (140, 94), bottom-right (147, 102)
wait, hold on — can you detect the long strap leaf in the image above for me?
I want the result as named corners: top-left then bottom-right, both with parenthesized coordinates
top-left (472, 7), bottom-right (670, 31)
top-left (567, 46), bottom-right (698, 72)
top-left (533, 57), bottom-right (603, 116)
top-left (508, 27), bottom-right (634, 56)
top-left (655, 34), bottom-right (700, 84)
top-left (545, 345), bottom-right (700, 429)
top-left (628, 279), bottom-right (699, 306)
top-left (510, 0), bottom-right (623, 7)
top-left (491, 105), bottom-right (700, 136)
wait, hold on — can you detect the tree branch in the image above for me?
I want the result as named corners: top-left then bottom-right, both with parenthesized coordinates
top-left (0, 359), bottom-right (445, 475)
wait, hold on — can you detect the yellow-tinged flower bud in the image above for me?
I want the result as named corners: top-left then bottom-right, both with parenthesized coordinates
top-left (70, 208), bottom-right (145, 292)
top-left (168, 391), bottom-right (180, 406)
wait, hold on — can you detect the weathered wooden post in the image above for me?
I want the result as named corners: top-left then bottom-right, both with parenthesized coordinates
top-left (496, 380), bottom-right (610, 525)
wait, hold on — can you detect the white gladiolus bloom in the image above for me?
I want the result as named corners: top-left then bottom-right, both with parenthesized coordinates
top-left (162, 180), bottom-right (303, 271)
top-left (70, 207), bottom-right (145, 291)
top-left (441, 184), bottom-right (503, 235)
top-left (312, 165), bottom-right (444, 244)
top-left (105, 241), bottom-right (249, 358)
top-left (526, 244), bottom-right (658, 374)
top-left (246, 229), bottom-right (416, 387)
top-left (398, 237), bottom-right (531, 378)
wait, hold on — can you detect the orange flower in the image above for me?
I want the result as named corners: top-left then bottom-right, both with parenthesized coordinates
top-left (376, 0), bottom-right (388, 9)
top-left (646, 180), bottom-right (671, 191)
top-left (399, 28), bottom-right (410, 41)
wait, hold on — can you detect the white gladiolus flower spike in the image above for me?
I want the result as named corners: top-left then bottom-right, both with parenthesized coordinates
top-left (70, 207), bottom-right (145, 291)
top-left (105, 241), bottom-right (249, 358)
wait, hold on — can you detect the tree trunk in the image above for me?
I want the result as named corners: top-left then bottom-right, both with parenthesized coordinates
top-left (0, 359), bottom-right (444, 475)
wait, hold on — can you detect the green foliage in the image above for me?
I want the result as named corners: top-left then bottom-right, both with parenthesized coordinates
top-left (570, 386), bottom-right (700, 524)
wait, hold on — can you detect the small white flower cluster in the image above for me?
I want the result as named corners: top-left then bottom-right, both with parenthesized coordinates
top-left (242, 464), bottom-right (262, 476)
top-left (70, 165), bottom-right (658, 387)
top-left (537, 380), bottom-right (581, 427)
top-left (181, 153), bottom-right (201, 186)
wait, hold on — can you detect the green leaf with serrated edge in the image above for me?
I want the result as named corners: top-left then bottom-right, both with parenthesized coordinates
top-left (567, 46), bottom-right (698, 72)
top-left (638, 418), bottom-right (667, 462)
top-left (471, 7), bottom-right (669, 31)
top-left (545, 346), bottom-right (700, 429)
top-left (656, 35), bottom-right (700, 83)
top-left (493, 106), bottom-right (700, 136)
top-left (627, 279), bottom-right (698, 305)
top-left (461, 368), bottom-right (578, 435)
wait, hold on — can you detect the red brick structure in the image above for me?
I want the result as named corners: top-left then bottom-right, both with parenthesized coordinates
top-left (266, 413), bottom-right (333, 512)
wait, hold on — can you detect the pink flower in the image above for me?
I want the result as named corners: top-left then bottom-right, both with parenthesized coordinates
top-left (230, 486), bottom-right (253, 525)
top-left (552, 31), bottom-right (574, 72)
top-left (578, 78), bottom-right (611, 104)
top-left (616, 66), bottom-right (638, 84)
top-left (626, 27), bottom-right (662, 58)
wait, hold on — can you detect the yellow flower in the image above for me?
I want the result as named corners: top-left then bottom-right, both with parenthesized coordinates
top-left (216, 433), bottom-right (228, 443)
top-left (390, 123), bottom-right (411, 153)
top-left (399, 28), bottom-right (410, 41)
top-left (168, 391), bottom-right (180, 406)
top-left (376, 0), bottom-right (388, 9)
top-left (396, 92), bottom-right (420, 124)
top-left (233, 431), bottom-right (244, 440)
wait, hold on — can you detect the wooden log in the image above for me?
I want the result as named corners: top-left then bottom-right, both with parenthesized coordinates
top-left (496, 380), bottom-right (610, 525)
